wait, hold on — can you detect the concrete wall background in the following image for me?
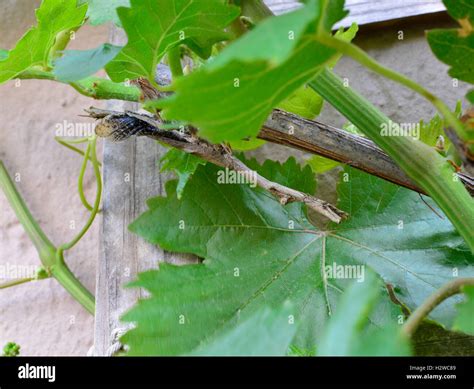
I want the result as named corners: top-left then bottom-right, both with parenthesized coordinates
top-left (0, 0), bottom-right (107, 356)
top-left (0, 3), bottom-right (469, 355)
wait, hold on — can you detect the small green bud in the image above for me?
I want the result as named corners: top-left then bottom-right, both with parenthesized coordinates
top-left (35, 267), bottom-right (49, 280)
top-left (3, 342), bottom-right (20, 357)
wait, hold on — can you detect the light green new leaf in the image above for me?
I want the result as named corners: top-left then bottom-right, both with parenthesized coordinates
top-left (0, 0), bottom-right (88, 84)
top-left (53, 44), bottom-right (122, 82)
top-left (278, 85), bottom-right (324, 119)
top-left (418, 102), bottom-right (461, 152)
top-left (152, 0), bottom-right (347, 142)
top-left (228, 138), bottom-right (266, 151)
top-left (192, 302), bottom-right (297, 356)
top-left (106, 0), bottom-right (239, 83)
top-left (327, 22), bottom-right (359, 68)
top-left (306, 155), bottom-right (341, 174)
top-left (278, 23), bottom-right (357, 120)
top-left (317, 270), bottom-right (411, 356)
top-left (278, 23), bottom-right (358, 121)
top-left (124, 158), bottom-right (472, 355)
top-left (160, 148), bottom-right (205, 199)
top-left (453, 285), bottom-right (474, 335)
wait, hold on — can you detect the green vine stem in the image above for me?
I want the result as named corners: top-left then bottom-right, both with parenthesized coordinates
top-left (19, 68), bottom-right (141, 102)
top-left (167, 45), bottom-right (184, 79)
top-left (51, 254), bottom-right (94, 314)
top-left (309, 69), bottom-right (474, 251)
top-left (77, 142), bottom-right (93, 211)
top-left (55, 137), bottom-right (102, 166)
top-left (0, 277), bottom-right (35, 290)
top-left (0, 161), bottom-right (56, 261)
top-left (57, 136), bottom-right (102, 254)
top-left (402, 277), bottom-right (474, 337)
top-left (316, 33), bottom-right (471, 147)
top-left (0, 160), bottom-right (95, 313)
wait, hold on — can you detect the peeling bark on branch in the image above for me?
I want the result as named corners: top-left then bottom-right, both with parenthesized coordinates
top-left (88, 107), bottom-right (474, 199)
top-left (260, 110), bottom-right (474, 197)
top-left (87, 107), bottom-right (347, 223)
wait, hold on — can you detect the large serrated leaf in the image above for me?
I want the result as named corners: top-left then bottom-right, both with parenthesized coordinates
top-left (124, 158), bottom-right (472, 355)
top-left (160, 148), bottom-right (206, 199)
top-left (105, 0), bottom-right (239, 83)
top-left (0, 0), bottom-right (87, 84)
top-left (427, 0), bottom-right (474, 100)
top-left (191, 302), bottom-right (297, 356)
top-left (330, 168), bottom-right (474, 326)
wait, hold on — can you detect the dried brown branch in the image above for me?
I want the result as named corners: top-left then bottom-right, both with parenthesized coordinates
top-left (260, 110), bottom-right (474, 196)
top-left (88, 107), bottom-right (474, 198)
top-left (87, 107), bottom-right (347, 223)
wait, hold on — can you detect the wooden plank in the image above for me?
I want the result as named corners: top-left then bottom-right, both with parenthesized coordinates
top-left (266, 0), bottom-right (446, 27)
top-left (93, 28), bottom-right (197, 356)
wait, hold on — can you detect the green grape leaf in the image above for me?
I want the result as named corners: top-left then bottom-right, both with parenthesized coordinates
top-left (427, 1), bottom-right (474, 88)
top-left (287, 345), bottom-right (316, 356)
top-left (191, 302), bottom-right (297, 356)
top-left (160, 148), bottom-right (206, 199)
top-left (242, 156), bottom-right (316, 194)
top-left (78, 0), bottom-right (130, 27)
top-left (105, 0), bottom-right (239, 83)
top-left (418, 104), bottom-right (461, 152)
top-left (124, 158), bottom-right (471, 355)
top-left (419, 115), bottom-right (446, 147)
top-left (278, 22), bottom-right (358, 123)
top-left (278, 85), bottom-right (324, 119)
top-left (443, 0), bottom-right (474, 23)
top-left (467, 89), bottom-right (474, 104)
top-left (150, 0), bottom-right (348, 142)
top-left (330, 167), bottom-right (474, 326)
top-left (306, 154), bottom-right (341, 174)
top-left (53, 44), bottom-right (122, 82)
top-left (452, 285), bottom-right (474, 335)
top-left (229, 138), bottom-right (266, 151)
top-left (317, 270), bottom-right (411, 356)
top-left (0, 0), bottom-right (88, 84)
top-left (327, 22), bottom-right (359, 68)
top-left (125, 159), bottom-right (399, 355)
